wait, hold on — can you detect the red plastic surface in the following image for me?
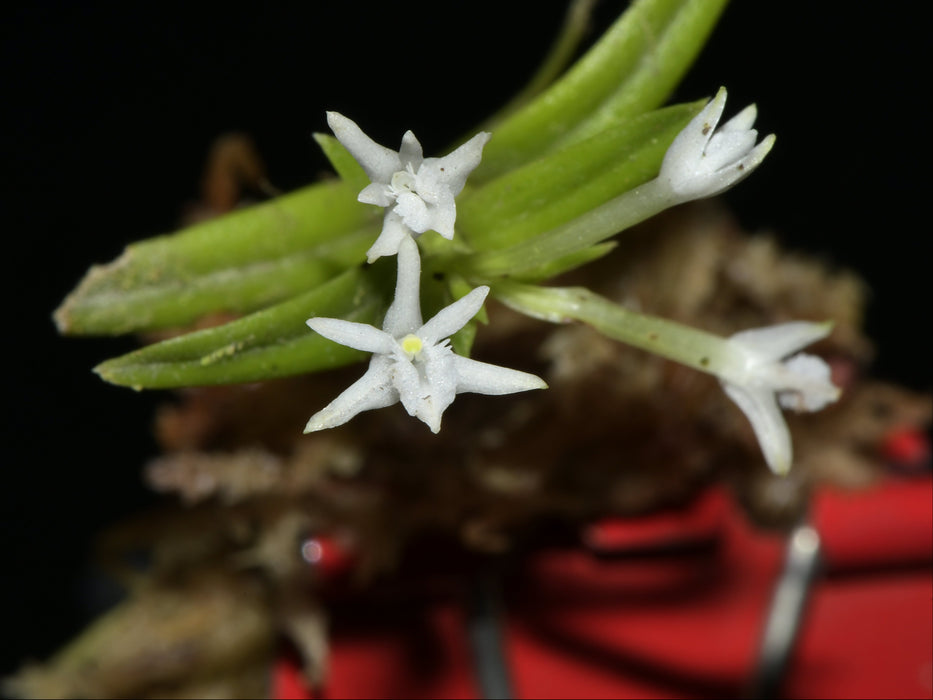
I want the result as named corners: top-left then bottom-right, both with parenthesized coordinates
top-left (274, 476), bottom-right (933, 699)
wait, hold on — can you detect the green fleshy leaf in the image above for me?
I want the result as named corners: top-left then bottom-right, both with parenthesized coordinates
top-left (517, 242), bottom-right (617, 282)
top-left (557, 0), bottom-right (730, 146)
top-left (462, 175), bottom-right (671, 279)
top-left (57, 0), bottom-right (739, 397)
top-left (55, 180), bottom-right (377, 335)
top-left (473, 0), bottom-right (730, 181)
top-left (457, 101), bottom-right (702, 253)
top-left (95, 265), bottom-right (390, 389)
top-left (470, 0), bottom-right (599, 134)
top-left (313, 133), bottom-right (371, 192)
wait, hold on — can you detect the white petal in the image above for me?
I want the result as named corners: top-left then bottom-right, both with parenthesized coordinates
top-left (777, 354), bottom-right (840, 411)
top-left (426, 130), bottom-right (491, 197)
top-left (730, 321), bottom-right (833, 362)
top-left (452, 355), bottom-right (548, 395)
top-left (735, 133), bottom-right (776, 174)
top-left (721, 380), bottom-right (793, 475)
top-left (381, 235), bottom-right (423, 336)
top-left (704, 128), bottom-right (758, 170)
top-left (701, 133), bottom-right (776, 198)
top-left (304, 360), bottom-right (398, 432)
top-left (418, 286), bottom-right (489, 346)
top-left (366, 211), bottom-right (412, 264)
top-left (398, 131), bottom-right (423, 171)
top-left (326, 111), bottom-right (400, 184)
top-left (358, 182), bottom-right (394, 207)
top-left (306, 317), bottom-right (395, 354)
top-left (426, 190), bottom-right (457, 240)
top-left (662, 87), bottom-right (727, 176)
top-left (721, 103), bottom-right (757, 132)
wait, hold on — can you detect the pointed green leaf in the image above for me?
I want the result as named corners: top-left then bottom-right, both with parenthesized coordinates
top-left (463, 175), bottom-right (672, 279)
top-left (473, 0), bottom-right (730, 181)
top-left (95, 265), bottom-right (391, 389)
top-left (55, 180), bottom-right (378, 335)
top-left (516, 242), bottom-right (617, 282)
top-left (470, 0), bottom-right (599, 134)
top-left (558, 0), bottom-right (730, 146)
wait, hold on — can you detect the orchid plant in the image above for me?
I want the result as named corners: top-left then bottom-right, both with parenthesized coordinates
top-left (53, 0), bottom-right (840, 474)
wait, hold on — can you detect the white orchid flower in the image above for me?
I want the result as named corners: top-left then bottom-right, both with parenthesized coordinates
top-left (305, 236), bottom-right (546, 433)
top-left (326, 112), bottom-right (490, 262)
top-left (659, 86), bottom-right (776, 201)
top-left (719, 321), bottom-right (841, 475)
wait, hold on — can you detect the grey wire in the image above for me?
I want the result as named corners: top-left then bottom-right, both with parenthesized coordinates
top-left (467, 573), bottom-right (514, 700)
top-left (748, 524), bottom-right (823, 699)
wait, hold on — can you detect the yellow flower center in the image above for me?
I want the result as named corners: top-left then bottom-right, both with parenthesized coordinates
top-left (400, 334), bottom-right (423, 357)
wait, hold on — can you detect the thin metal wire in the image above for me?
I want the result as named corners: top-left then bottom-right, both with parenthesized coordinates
top-left (467, 573), bottom-right (514, 700)
top-left (748, 524), bottom-right (823, 698)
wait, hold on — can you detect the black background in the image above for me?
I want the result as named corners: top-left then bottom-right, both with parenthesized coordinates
top-left (3, 1), bottom-right (930, 674)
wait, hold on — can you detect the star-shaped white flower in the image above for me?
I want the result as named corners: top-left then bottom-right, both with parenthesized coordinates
top-left (304, 236), bottom-right (546, 433)
top-left (327, 112), bottom-right (491, 262)
top-left (659, 86), bottom-right (776, 201)
top-left (718, 321), bottom-right (841, 475)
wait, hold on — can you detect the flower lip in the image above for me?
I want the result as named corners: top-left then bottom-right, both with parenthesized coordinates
top-left (772, 353), bottom-right (840, 413)
top-left (659, 87), bottom-right (775, 201)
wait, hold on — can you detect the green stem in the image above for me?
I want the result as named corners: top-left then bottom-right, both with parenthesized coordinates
top-left (493, 280), bottom-right (746, 379)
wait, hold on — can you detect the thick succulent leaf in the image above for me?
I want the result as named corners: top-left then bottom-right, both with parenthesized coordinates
top-left (458, 101), bottom-right (702, 253)
top-left (54, 180), bottom-right (377, 335)
top-left (94, 266), bottom-right (388, 389)
top-left (472, 0), bottom-right (599, 133)
top-left (556, 0), bottom-right (730, 146)
top-left (473, 0), bottom-right (729, 181)
top-left (516, 242), bottom-right (617, 282)
top-left (462, 175), bottom-right (668, 280)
